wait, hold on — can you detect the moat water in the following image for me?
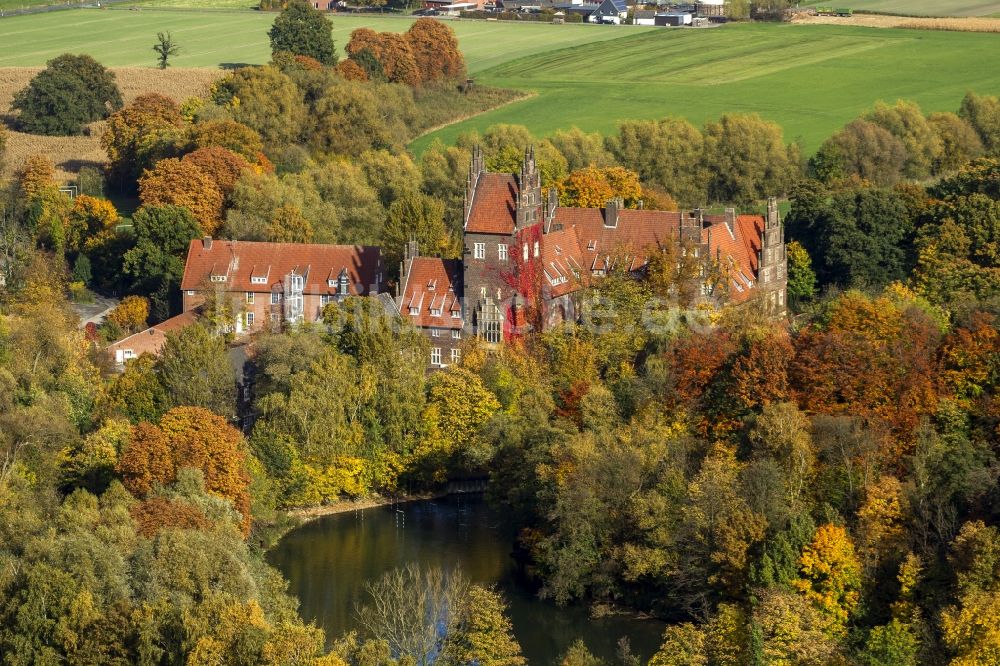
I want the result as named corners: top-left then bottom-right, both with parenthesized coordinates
top-left (267, 495), bottom-right (665, 666)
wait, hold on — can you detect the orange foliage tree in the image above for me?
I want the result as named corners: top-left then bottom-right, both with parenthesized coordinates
top-left (117, 406), bottom-right (252, 535)
top-left (130, 496), bottom-right (211, 538)
top-left (337, 59), bottom-right (368, 82)
top-left (405, 18), bottom-right (465, 84)
top-left (181, 146), bottom-right (252, 199)
top-left (791, 290), bottom-right (941, 458)
top-left (346, 28), bottom-right (420, 86)
top-left (558, 166), bottom-right (643, 209)
top-left (138, 157), bottom-right (224, 235)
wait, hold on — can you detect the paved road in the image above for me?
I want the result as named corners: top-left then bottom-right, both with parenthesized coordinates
top-left (72, 294), bottom-right (119, 328)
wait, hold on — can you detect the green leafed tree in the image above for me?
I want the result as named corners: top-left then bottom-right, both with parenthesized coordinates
top-left (268, 0), bottom-right (337, 66)
top-left (157, 324), bottom-right (237, 418)
top-left (441, 586), bottom-right (525, 666)
top-left (153, 31), bottom-right (180, 69)
top-left (122, 205), bottom-right (201, 320)
top-left (11, 53), bottom-right (122, 135)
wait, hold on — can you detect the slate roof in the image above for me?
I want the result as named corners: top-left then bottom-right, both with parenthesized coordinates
top-left (181, 240), bottom-right (382, 295)
top-left (399, 257), bottom-right (464, 330)
top-left (465, 173), bottom-right (518, 235)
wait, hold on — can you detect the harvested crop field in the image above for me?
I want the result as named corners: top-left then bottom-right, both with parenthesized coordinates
top-left (1, 67), bottom-right (224, 181)
top-left (792, 12), bottom-right (1000, 31)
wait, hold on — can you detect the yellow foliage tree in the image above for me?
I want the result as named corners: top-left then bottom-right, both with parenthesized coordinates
top-left (558, 166), bottom-right (643, 209)
top-left (794, 523), bottom-right (863, 633)
top-left (64, 195), bottom-right (120, 253)
top-left (105, 295), bottom-right (149, 335)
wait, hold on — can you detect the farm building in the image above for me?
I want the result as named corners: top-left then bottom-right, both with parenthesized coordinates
top-left (634, 9), bottom-right (657, 24)
top-left (656, 11), bottom-right (692, 24)
top-left (590, 0), bottom-right (627, 22)
top-left (696, 0), bottom-right (724, 15)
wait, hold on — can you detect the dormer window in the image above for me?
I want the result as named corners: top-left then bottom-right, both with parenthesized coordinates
top-left (291, 275), bottom-right (303, 290)
top-left (427, 279), bottom-right (437, 291)
top-left (587, 240), bottom-right (597, 251)
top-left (251, 276), bottom-right (267, 285)
top-left (431, 308), bottom-right (442, 317)
top-left (409, 306), bottom-right (419, 315)
top-left (210, 275), bottom-right (226, 283)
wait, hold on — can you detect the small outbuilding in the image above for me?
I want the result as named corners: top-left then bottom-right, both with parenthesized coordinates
top-left (655, 11), bottom-right (692, 25)
top-left (634, 9), bottom-right (656, 24)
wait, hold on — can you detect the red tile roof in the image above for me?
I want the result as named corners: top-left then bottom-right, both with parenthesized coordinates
top-left (540, 226), bottom-right (587, 298)
top-left (399, 257), bottom-right (464, 330)
top-left (465, 173), bottom-right (517, 235)
top-left (180, 240), bottom-right (381, 295)
top-left (107, 308), bottom-right (201, 360)
top-left (545, 207), bottom-right (768, 302)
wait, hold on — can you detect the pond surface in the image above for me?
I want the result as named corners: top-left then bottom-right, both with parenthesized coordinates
top-left (268, 495), bottom-right (665, 666)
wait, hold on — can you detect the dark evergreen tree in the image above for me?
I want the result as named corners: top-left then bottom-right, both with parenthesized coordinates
top-left (11, 54), bottom-right (122, 135)
top-left (268, 0), bottom-right (337, 66)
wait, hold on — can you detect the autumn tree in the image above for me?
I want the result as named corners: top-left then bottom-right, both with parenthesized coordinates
top-left (190, 119), bottom-right (265, 163)
top-left (405, 19), bottom-right (465, 84)
top-left (268, 0), bottom-right (337, 65)
top-left (550, 127), bottom-right (614, 172)
top-left (416, 367), bottom-right (501, 481)
top-left (212, 65), bottom-right (307, 151)
top-left (267, 203), bottom-right (314, 243)
top-left (752, 588), bottom-right (844, 663)
top-left (139, 157), bottom-right (224, 235)
top-left (63, 194), bottom-right (119, 253)
top-left (117, 406), bottom-right (250, 533)
top-left (102, 93), bottom-right (185, 191)
top-left (865, 100), bottom-right (942, 180)
top-left (106, 295), bottom-right (150, 335)
top-left (440, 586), bottom-right (525, 666)
top-left (181, 146), bottom-right (252, 200)
top-left (959, 91), bottom-right (1000, 154)
top-left (794, 523), bottom-right (863, 633)
top-left (558, 166), bottom-right (642, 209)
top-left (12, 53), bottom-right (122, 135)
top-left (785, 239), bottom-right (816, 310)
top-left (346, 29), bottom-right (420, 86)
top-left (928, 111), bottom-right (984, 174)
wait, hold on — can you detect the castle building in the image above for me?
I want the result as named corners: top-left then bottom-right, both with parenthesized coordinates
top-left (396, 146), bottom-right (788, 366)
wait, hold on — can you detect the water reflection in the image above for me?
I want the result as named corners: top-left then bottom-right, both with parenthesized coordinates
top-left (268, 496), bottom-right (664, 665)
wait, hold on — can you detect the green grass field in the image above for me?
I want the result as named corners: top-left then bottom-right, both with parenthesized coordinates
top-left (1, 10), bottom-right (999, 155)
top-left (0, 9), bottom-right (648, 69)
top-left (414, 22), bottom-right (1000, 154)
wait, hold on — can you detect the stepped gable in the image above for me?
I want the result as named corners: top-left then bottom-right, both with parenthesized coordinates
top-left (399, 257), bottom-right (464, 330)
top-left (465, 173), bottom-right (518, 235)
top-left (181, 240), bottom-right (381, 294)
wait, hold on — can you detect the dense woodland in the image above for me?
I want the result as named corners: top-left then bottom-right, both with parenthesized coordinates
top-left (1, 2), bottom-right (1000, 664)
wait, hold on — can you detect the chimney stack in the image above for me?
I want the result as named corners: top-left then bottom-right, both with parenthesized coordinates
top-left (724, 207), bottom-right (736, 234)
top-left (605, 197), bottom-right (622, 229)
top-left (202, 236), bottom-right (213, 250)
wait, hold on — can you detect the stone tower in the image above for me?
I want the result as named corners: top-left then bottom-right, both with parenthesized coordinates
top-left (758, 197), bottom-right (788, 316)
top-left (515, 146), bottom-right (542, 230)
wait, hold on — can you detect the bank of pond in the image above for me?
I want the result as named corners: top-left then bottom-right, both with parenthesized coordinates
top-left (267, 495), bottom-right (665, 665)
